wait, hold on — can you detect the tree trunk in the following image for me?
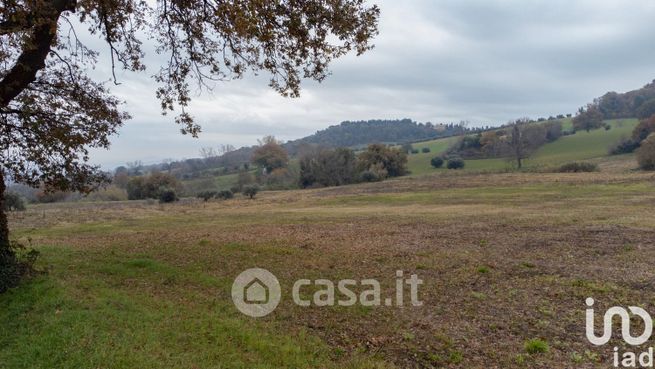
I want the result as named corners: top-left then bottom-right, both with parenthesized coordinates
top-left (0, 171), bottom-right (7, 248)
top-left (0, 0), bottom-right (76, 293)
top-left (0, 0), bottom-right (74, 107)
top-left (0, 169), bottom-right (18, 293)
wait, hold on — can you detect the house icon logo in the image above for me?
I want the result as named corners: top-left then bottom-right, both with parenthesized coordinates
top-left (231, 268), bottom-right (281, 317)
top-left (244, 278), bottom-right (269, 304)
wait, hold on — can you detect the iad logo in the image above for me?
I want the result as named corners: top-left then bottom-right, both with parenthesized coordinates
top-left (585, 298), bottom-right (655, 368)
top-left (586, 298), bottom-right (653, 346)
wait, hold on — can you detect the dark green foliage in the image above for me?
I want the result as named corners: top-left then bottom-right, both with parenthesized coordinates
top-left (197, 191), bottom-right (216, 202)
top-left (594, 82), bottom-right (655, 119)
top-left (359, 170), bottom-right (381, 182)
top-left (557, 162), bottom-right (598, 173)
top-left (447, 158), bottom-right (465, 170)
top-left (357, 144), bottom-right (408, 178)
top-left (637, 98), bottom-right (655, 119)
top-left (421, 147), bottom-right (430, 153)
top-left (401, 143), bottom-right (413, 154)
top-left (573, 105), bottom-right (604, 132)
top-left (430, 157), bottom-right (444, 168)
top-left (461, 134), bottom-right (482, 150)
top-left (299, 147), bottom-right (358, 188)
top-left (3, 192), bottom-right (26, 211)
top-left (158, 188), bottom-right (178, 203)
top-left (127, 172), bottom-right (181, 200)
top-left (597, 91), bottom-right (627, 119)
top-left (0, 240), bottom-right (40, 294)
top-left (216, 190), bottom-right (234, 200)
top-left (0, 250), bottom-right (18, 293)
top-left (243, 185), bottom-right (260, 199)
top-left (610, 116), bottom-right (655, 155)
top-left (230, 186), bottom-right (241, 194)
top-left (410, 149), bottom-right (419, 154)
top-left (544, 121), bottom-right (564, 142)
top-left (285, 119), bottom-right (467, 150)
top-left (609, 138), bottom-right (641, 155)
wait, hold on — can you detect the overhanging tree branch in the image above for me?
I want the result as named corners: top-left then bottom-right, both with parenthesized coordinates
top-left (0, 0), bottom-right (77, 107)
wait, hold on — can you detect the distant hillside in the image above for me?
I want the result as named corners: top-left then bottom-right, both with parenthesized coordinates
top-left (285, 119), bottom-right (466, 153)
top-left (406, 118), bottom-right (639, 175)
top-left (132, 118), bottom-right (471, 179)
top-left (596, 80), bottom-right (655, 119)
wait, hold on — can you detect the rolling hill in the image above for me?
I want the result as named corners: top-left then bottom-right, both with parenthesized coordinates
top-left (405, 118), bottom-right (639, 175)
top-left (181, 118), bottom-right (640, 194)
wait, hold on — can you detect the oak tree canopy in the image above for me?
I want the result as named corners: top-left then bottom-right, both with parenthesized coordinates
top-left (0, 0), bottom-right (379, 291)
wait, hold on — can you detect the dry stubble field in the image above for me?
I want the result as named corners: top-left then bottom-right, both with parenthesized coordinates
top-left (2, 169), bottom-right (655, 369)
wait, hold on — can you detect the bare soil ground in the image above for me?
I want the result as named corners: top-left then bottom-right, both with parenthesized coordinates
top-left (6, 169), bottom-right (655, 368)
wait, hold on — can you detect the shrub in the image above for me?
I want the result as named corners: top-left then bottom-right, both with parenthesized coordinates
top-left (34, 189), bottom-right (69, 203)
top-left (573, 104), bottom-right (604, 132)
top-left (158, 188), bottom-right (178, 203)
top-left (633, 116), bottom-right (655, 141)
top-left (299, 147), bottom-right (358, 188)
top-left (84, 186), bottom-right (128, 202)
top-left (410, 149), bottom-right (419, 154)
top-left (243, 185), bottom-right (260, 199)
top-left (430, 157), bottom-right (444, 168)
top-left (3, 192), bottom-right (26, 211)
top-left (127, 172), bottom-right (181, 200)
top-left (357, 144), bottom-right (407, 178)
top-left (637, 134), bottom-right (655, 170)
top-left (251, 136), bottom-right (289, 173)
top-left (636, 98), bottom-right (655, 119)
top-left (609, 138), bottom-right (641, 155)
top-left (524, 339), bottom-right (549, 354)
top-left (421, 147), bottom-right (430, 153)
top-left (0, 240), bottom-right (40, 293)
top-left (558, 162), bottom-right (598, 173)
top-left (359, 170), bottom-right (380, 182)
top-left (545, 121), bottom-right (563, 142)
top-left (197, 191), bottom-right (216, 202)
top-left (230, 186), bottom-right (241, 194)
top-left (447, 158), bottom-right (465, 170)
top-left (216, 190), bottom-right (234, 200)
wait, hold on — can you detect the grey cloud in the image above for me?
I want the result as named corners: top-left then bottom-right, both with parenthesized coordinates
top-left (86, 0), bottom-right (655, 168)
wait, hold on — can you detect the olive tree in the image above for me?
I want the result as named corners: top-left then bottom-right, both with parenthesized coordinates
top-left (0, 0), bottom-right (379, 291)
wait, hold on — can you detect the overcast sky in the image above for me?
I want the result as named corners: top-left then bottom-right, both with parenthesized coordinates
top-left (87, 0), bottom-right (655, 169)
